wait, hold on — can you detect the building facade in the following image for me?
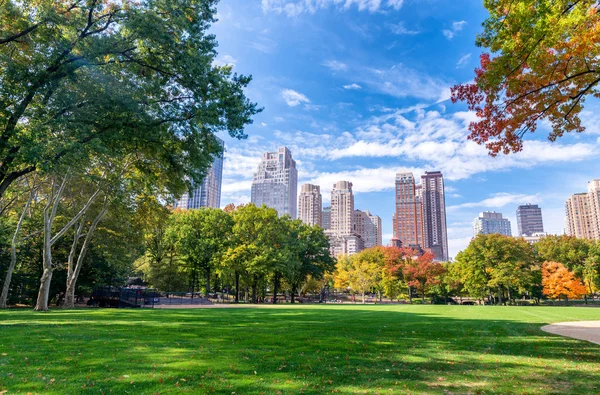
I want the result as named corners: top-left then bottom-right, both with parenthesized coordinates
top-left (565, 193), bottom-right (595, 239)
top-left (353, 210), bottom-right (382, 249)
top-left (298, 184), bottom-right (322, 226)
top-left (250, 146), bottom-right (298, 218)
top-left (393, 173), bottom-right (424, 248)
top-left (421, 171), bottom-right (449, 261)
top-left (473, 211), bottom-right (512, 236)
top-left (330, 181), bottom-right (354, 236)
top-left (174, 137), bottom-right (224, 209)
top-left (516, 204), bottom-right (544, 236)
top-left (322, 206), bottom-right (331, 230)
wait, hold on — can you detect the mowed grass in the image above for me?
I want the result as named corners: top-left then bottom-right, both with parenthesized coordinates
top-left (0, 305), bottom-right (599, 394)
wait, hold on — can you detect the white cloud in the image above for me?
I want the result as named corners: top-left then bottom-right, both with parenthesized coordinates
top-left (449, 193), bottom-right (541, 210)
top-left (322, 60), bottom-right (348, 72)
top-left (343, 83), bottom-right (362, 90)
top-left (456, 53), bottom-right (471, 68)
top-left (365, 65), bottom-right (450, 101)
top-left (214, 54), bottom-right (238, 67)
top-left (248, 36), bottom-right (277, 53)
top-left (306, 166), bottom-right (425, 199)
top-left (443, 20), bottom-right (467, 40)
top-left (387, 0), bottom-right (404, 10)
top-left (281, 89), bottom-right (310, 107)
top-left (388, 22), bottom-right (419, 35)
top-left (262, 0), bottom-right (404, 16)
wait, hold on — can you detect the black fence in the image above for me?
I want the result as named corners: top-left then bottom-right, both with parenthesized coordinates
top-left (88, 288), bottom-right (216, 308)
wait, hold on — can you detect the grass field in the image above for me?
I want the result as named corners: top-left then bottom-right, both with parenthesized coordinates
top-left (0, 305), bottom-right (599, 394)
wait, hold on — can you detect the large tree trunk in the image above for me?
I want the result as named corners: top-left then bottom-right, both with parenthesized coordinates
top-left (1, 180), bottom-right (36, 308)
top-left (408, 286), bottom-right (412, 303)
top-left (497, 286), bottom-right (503, 305)
top-left (34, 176), bottom-right (100, 311)
top-left (361, 291), bottom-right (366, 304)
top-left (422, 290), bottom-right (426, 304)
top-left (34, 266), bottom-right (53, 311)
top-left (251, 277), bottom-right (258, 304)
top-left (234, 271), bottom-right (240, 303)
top-left (272, 273), bottom-right (279, 304)
top-left (290, 284), bottom-right (296, 304)
top-left (205, 267), bottom-right (211, 296)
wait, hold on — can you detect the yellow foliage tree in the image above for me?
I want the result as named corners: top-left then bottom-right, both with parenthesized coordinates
top-left (542, 261), bottom-right (588, 302)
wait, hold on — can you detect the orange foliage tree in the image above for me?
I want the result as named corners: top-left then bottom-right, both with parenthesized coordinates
top-left (402, 251), bottom-right (446, 304)
top-left (542, 261), bottom-right (587, 302)
top-left (451, 1), bottom-right (600, 155)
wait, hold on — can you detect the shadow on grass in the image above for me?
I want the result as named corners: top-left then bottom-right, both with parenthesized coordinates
top-left (0, 306), bottom-right (599, 394)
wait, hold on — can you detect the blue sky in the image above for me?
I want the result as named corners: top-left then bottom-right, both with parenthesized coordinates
top-left (209, 0), bottom-right (600, 259)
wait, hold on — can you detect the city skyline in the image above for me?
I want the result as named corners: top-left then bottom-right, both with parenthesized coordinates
top-left (208, 0), bottom-right (600, 259)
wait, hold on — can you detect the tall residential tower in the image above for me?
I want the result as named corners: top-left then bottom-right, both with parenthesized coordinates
top-left (298, 184), bottom-right (322, 227)
top-left (516, 204), bottom-right (544, 236)
top-left (473, 211), bottom-right (512, 236)
top-left (421, 171), bottom-right (449, 261)
top-left (393, 173), bottom-right (424, 248)
top-left (251, 147), bottom-right (298, 218)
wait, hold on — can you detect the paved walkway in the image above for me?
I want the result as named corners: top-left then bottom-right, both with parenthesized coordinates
top-left (541, 321), bottom-right (600, 345)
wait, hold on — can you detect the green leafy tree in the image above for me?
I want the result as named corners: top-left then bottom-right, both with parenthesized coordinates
top-left (535, 235), bottom-right (591, 281)
top-left (167, 208), bottom-right (233, 295)
top-left (455, 234), bottom-right (539, 304)
top-left (282, 221), bottom-right (334, 304)
top-left (0, 0), bottom-right (260, 199)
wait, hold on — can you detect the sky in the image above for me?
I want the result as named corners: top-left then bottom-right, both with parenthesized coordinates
top-left (209, 0), bottom-right (600, 259)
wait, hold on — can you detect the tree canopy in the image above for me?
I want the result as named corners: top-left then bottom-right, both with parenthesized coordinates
top-left (451, 1), bottom-right (600, 155)
top-left (0, 0), bottom-right (260, 198)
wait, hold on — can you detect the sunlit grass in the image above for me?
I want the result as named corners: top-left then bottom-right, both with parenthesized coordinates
top-left (0, 305), bottom-right (599, 394)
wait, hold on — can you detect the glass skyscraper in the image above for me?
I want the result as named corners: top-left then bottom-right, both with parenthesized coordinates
top-left (174, 136), bottom-right (224, 209)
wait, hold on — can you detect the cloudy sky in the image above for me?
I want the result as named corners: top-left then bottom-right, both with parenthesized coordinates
top-left (210, 0), bottom-right (600, 259)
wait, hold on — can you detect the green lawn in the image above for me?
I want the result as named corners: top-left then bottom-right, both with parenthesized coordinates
top-left (0, 305), bottom-right (599, 394)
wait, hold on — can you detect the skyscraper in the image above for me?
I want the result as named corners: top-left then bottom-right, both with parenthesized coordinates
top-left (322, 206), bottom-right (331, 230)
top-left (298, 184), bottom-right (322, 226)
top-left (473, 212), bottom-right (512, 236)
top-left (393, 173), bottom-right (424, 248)
top-left (330, 181), bottom-right (354, 235)
top-left (251, 146), bottom-right (298, 218)
top-left (174, 137), bottom-right (224, 209)
top-left (565, 193), bottom-right (595, 239)
top-left (326, 181), bottom-right (364, 257)
top-left (516, 204), bottom-right (544, 236)
top-left (353, 210), bottom-right (382, 248)
top-left (421, 171), bottom-right (449, 261)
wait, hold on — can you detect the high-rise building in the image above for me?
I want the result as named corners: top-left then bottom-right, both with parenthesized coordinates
top-left (330, 181), bottom-right (354, 236)
top-left (326, 181), bottom-right (365, 257)
top-left (393, 173), bottom-right (424, 248)
top-left (565, 193), bottom-right (595, 239)
top-left (421, 171), bottom-right (449, 261)
top-left (473, 211), bottom-right (512, 236)
top-left (516, 204), bottom-right (544, 236)
top-left (322, 206), bottom-right (331, 230)
top-left (367, 211), bottom-right (383, 247)
top-left (174, 137), bottom-right (224, 209)
top-left (353, 210), bottom-right (382, 248)
top-left (587, 180), bottom-right (600, 239)
top-left (251, 146), bottom-right (298, 218)
top-left (298, 184), bottom-right (322, 227)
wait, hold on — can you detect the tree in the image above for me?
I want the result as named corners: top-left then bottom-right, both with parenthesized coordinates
top-left (535, 235), bottom-right (590, 272)
top-left (334, 252), bottom-right (379, 304)
top-left (224, 204), bottom-right (281, 303)
top-left (0, 175), bottom-right (39, 308)
top-left (542, 261), bottom-right (588, 302)
top-left (451, 1), bottom-right (600, 155)
top-left (0, 0), bottom-right (260, 199)
top-left (454, 234), bottom-right (539, 304)
top-left (402, 251), bottom-right (445, 304)
top-left (167, 208), bottom-right (233, 295)
top-left (283, 222), bottom-right (335, 304)
top-left (35, 174), bottom-right (102, 311)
